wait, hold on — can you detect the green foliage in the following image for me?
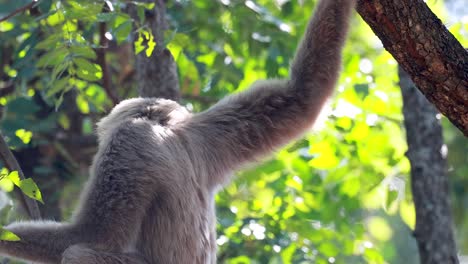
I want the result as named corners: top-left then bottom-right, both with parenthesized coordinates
top-left (0, 228), bottom-right (20, 242)
top-left (135, 29), bottom-right (156, 57)
top-left (16, 178), bottom-right (44, 204)
top-left (1, 97), bottom-right (56, 148)
top-left (0, 170), bottom-right (43, 204)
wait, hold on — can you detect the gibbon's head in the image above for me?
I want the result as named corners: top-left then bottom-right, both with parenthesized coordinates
top-left (96, 98), bottom-right (191, 141)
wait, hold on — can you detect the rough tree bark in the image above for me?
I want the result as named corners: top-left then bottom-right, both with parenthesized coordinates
top-left (399, 66), bottom-right (459, 264)
top-left (357, 0), bottom-right (468, 136)
top-left (127, 0), bottom-right (180, 100)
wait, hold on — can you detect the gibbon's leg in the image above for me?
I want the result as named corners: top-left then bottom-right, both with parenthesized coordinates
top-left (0, 122), bottom-right (162, 263)
top-left (184, 0), bottom-right (355, 186)
top-left (61, 245), bottom-right (149, 264)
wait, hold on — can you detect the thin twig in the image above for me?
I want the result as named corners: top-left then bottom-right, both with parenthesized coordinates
top-left (182, 94), bottom-right (218, 104)
top-left (0, 83), bottom-right (15, 97)
top-left (96, 5), bottom-right (120, 105)
top-left (0, 1), bottom-right (37, 23)
top-left (0, 132), bottom-right (41, 220)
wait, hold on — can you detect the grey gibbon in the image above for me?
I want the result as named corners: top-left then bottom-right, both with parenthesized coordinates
top-left (0, 0), bottom-right (355, 263)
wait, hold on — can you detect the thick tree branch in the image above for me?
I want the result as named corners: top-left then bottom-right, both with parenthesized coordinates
top-left (127, 0), bottom-right (180, 100)
top-left (0, 1), bottom-right (37, 23)
top-left (399, 66), bottom-right (458, 264)
top-left (357, 0), bottom-right (468, 136)
top-left (0, 132), bottom-right (41, 220)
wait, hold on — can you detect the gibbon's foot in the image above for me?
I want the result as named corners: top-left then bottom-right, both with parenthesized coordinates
top-left (62, 245), bottom-right (149, 264)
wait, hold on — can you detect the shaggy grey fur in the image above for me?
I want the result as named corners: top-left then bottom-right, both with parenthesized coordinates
top-left (0, 0), bottom-right (355, 263)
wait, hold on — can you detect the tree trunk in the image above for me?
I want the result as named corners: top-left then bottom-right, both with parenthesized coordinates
top-left (357, 0), bottom-right (468, 136)
top-left (127, 0), bottom-right (180, 100)
top-left (399, 66), bottom-right (459, 264)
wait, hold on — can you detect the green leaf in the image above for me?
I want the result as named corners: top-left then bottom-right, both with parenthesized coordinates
top-left (0, 228), bottom-right (20, 241)
top-left (50, 60), bottom-right (71, 82)
top-left (364, 248), bottom-right (385, 263)
top-left (114, 21), bottom-right (132, 44)
top-left (145, 32), bottom-right (156, 57)
top-left (0, 21), bottom-right (14, 32)
top-left (70, 46), bottom-right (97, 60)
top-left (63, 0), bottom-right (101, 21)
top-left (132, 2), bottom-right (155, 9)
top-left (35, 9), bottom-right (57, 22)
top-left (368, 217), bottom-right (393, 241)
top-left (309, 141), bottom-right (339, 169)
top-left (386, 189), bottom-right (399, 211)
top-left (0, 168), bottom-right (8, 179)
top-left (281, 244), bottom-right (297, 263)
top-left (74, 58), bottom-right (102, 82)
top-left (35, 34), bottom-right (62, 50)
top-left (73, 58), bottom-right (99, 74)
top-left (55, 93), bottom-right (65, 110)
top-left (18, 178), bottom-right (44, 204)
top-left (137, 5), bottom-right (145, 23)
top-left (318, 242), bottom-right (339, 257)
top-left (7, 171), bottom-right (20, 186)
top-left (113, 13), bottom-right (131, 28)
top-left (134, 33), bottom-right (145, 55)
top-left (97, 13), bottom-right (117, 22)
top-left (46, 77), bottom-right (70, 97)
top-left (0, 177), bottom-right (14, 192)
top-left (340, 177), bottom-right (361, 198)
top-left (76, 94), bottom-right (90, 114)
top-left (37, 48), bottom-right (68, 67)
top-left (228, 256), bottom-right (251, 264)
top-left (15, 129), bottom-right (33, 144)
top-left (76, 69), bottom-right (100, 82)
top-left (171, 33), bottom-right (190, 47)
top-left (134, 29), bottom-right (157, 56)
top-left (400, 201), bottom-right (416, 230)
top-left (46, 10), bottom-right (64, 26)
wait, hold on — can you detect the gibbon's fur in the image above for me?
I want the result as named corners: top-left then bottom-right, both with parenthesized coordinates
top-left (0, 0), bottom-right (355, 263)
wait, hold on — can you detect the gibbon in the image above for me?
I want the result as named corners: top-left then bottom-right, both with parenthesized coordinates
top-left (0, 0), bottom-right (355, 263)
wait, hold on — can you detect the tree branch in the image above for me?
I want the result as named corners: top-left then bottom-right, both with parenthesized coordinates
top-left (0, 1), bottom-right (37, 23)
top-left (96, 6), bottom-right (120, 105)
top-left (357, 0), bottom-right (468, 136)
top-left (0, 83), bottom-right (15, 97)
top-left (399, 66), bottom-right (458, 264)
top-left (182, 94), bottom-right (217, 105)
top-left (0, 132), bottom-right (41, 220)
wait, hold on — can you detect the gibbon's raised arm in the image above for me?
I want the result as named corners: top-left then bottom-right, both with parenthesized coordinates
top-left (187, 0), bottom-right (355, 186)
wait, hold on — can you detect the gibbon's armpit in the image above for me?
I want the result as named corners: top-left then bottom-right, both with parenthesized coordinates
top-left (0, 0), bottom-right (355, 263)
